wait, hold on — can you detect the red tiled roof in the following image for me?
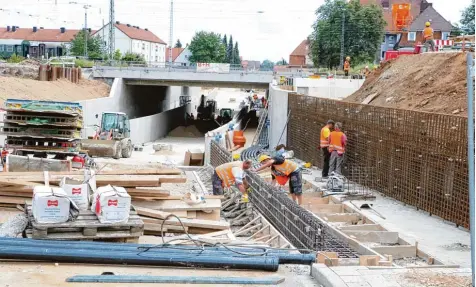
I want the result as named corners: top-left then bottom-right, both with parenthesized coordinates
top-left (359, 0), bottom-right (424, 32)
top-left (0, 27), bottom-right (81, 42)
top-left (290, 40), bottom-right (309, 56)
top-left (165, 47), bottom-right (184, 61)
top-left (114, 23), bottom-right (166, 44)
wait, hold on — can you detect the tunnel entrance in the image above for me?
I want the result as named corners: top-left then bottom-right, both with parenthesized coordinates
top-left (124, 85), bottom-right (167, 119)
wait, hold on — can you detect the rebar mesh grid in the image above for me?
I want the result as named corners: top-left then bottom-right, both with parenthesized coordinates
top-left (287, 94), bottom-right (469, 228)
top-left (210, 140), bottom-right (359, 257)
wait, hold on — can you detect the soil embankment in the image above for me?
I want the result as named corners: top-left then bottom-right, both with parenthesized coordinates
top-left (345, 52), bottom-right (468, 116)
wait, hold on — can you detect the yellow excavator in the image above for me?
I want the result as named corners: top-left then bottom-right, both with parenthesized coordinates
top-left (81, 112), bottom-right (133, 159)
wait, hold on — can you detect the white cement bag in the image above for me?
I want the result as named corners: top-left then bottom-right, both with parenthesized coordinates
top-left (92, 185), bottom-right (131, 224)
top-left (32, 186), bottom-right (71, 224)
top-left (60, 178), bottom-right (90, 210)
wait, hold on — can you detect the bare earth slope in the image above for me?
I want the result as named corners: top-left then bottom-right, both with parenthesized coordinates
top-left (0, 77), bottom-right (110, 104)
top-left (345, 52), bottom-right (468, 116)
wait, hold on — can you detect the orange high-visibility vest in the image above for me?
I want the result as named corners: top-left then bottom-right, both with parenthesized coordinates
top-left (320, 126), bottom-right (330, 148)
top-left (423, 27), bottom-right (434, 39)
top-left (216, 161), bottom-right (243, 187)
top-left (329, 131), bottom-right (345, 154)
top-left (344, 61), bottom-right (350, 71)
top-left (273, 160), bottom-right (298, 177)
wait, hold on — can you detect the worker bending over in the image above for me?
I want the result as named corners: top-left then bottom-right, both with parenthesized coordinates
top-left (319, 120), bottom-right (335, 179)
top-left (213, 160), bottom-right (252, 201)
top-left (254, 155), bottom-right (303, 205)
top-left (328, 122), bottom-right (347, 175)
top-left (344, 56), bottom-right (351, 77)
top-left (423, 21), bottom-right (435, 52)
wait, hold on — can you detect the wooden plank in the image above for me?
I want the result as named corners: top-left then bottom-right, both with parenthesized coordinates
top-left (126, 189), bottom-right (170, 196)
top-left (0, 196), bottom-right (28, 205)
top-left (317, 252), bottom-right (339, 266)
top-left (359, 255), bottom-right (380, 266)
top-left (135, 207), bottom-right (171, 220)
top-left (0, 168), bottom-right (182, 176)
top-left (144, 223), bottom-right (189, 232)
top-left (139, 216), bottom-right (229, 230)
top-left (131, 195), bottom-right (225, 201)
top-left (0, 179), bottom-right (42, 188)
top-left (196, 210), bottom-right (220, 221)
top-left (373, 245), bottom-right (417, 259)
top-left (317, 213), bottom-right (361, 223)
top-left (187, 211), bottom-right (197, 219)
top-left (361, 93), bottom-right (379, 104)
top-left (339, 224), bottom-right (385, 231)
top-left (25, 230), bottom-right (140, 240)
top-left (132, 199), bottom-right (221, 212)
top-left (344, 231), bottom-right (399, 244)
top-left (307, 204), bottom-right (343, 213)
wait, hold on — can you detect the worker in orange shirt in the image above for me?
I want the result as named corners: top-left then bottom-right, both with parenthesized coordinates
top-left (319, 120), bottom-right (335, 179)
top-left (343, 56), bottom-right (351, 76)
top-left (328, 122), bottom-right (347, 175)
top-left (213, 160), bottom-right (252, 201)
top-left (423, 21), bottom-right (435, 52)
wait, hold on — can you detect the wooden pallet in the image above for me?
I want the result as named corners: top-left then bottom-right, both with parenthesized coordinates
top-left (25, 205), bottom-right (144, 242)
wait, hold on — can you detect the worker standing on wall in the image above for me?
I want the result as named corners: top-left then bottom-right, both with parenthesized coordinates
top-left (328, 122), bottom-right (347, 175)
top-left (319, 120), bottom-right (335, 179)
top-left (423, 21), bottom-right (435, 52)
top-left (344, 56), bottom-right (351, 77)
top-left (254, 155), bottom-right (303, 206)
top-left (213, 160), bottom-right (252, 202)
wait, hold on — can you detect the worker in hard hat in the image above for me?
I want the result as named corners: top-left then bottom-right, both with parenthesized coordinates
top-left (254, 154), bottom-right (303, 205)
top-left (423, 21), bottom-right (435, 52)
top-left (344, 56), bottom-right (351, 77)
top-left (364, 66), bottom-right (371, 77)
top-left (213, 160), bottom-right (252, 201)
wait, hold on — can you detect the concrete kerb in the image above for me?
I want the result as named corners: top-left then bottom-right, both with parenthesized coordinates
top-left (311, 263), bottom-right (348, 287)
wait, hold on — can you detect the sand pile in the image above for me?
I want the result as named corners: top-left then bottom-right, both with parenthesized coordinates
top-left (168, 125), bottom-right (204, 137)
top-left (345, 52), bottom-right (469, 116)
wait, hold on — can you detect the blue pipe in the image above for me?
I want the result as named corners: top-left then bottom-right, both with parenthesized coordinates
top-left (0, 238), bottom-right (314, 265)
top-left (66, 275), bottom-right (285, 284)
top-left (0, 246), bottom-right (279, 271)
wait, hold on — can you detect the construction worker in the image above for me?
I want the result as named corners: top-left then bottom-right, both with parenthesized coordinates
top-left (254, 155), bottom-right (303, 205)
top-left (213, 160), bottom-right (252, 201)
top-left (344, 56), bottom-right (351, 77)
top-left (319, 120), bottom-right (335, 179)
top-left (364, 66), bottom-right (371, 77)
top-left (423, 21), bottom-right (435, 52)
top-left (328, 122), bottom-right (347, 175)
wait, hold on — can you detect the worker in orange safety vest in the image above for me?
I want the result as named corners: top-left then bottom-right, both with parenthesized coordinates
top-left (328, 122), bottom-right (347, 175)
top-left (423, 21), bottom-right (435, 52)
top-left (318, 120), bottom-right (335, 179)
top-left (253, 154), bottom-right (303, 205)
top-left (344, 56), bottom-right (351, 76)
top-left (213, 160), bottom-right (252, 201)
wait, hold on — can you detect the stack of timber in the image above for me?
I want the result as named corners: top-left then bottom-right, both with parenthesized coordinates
top-left (0, 168), bottom-right (186, 208)
top-left (0, 99), bottom-right (84, 156)
top-left (24, 205), bottom-right (144, 243)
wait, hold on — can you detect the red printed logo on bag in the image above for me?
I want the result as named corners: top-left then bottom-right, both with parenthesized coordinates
top-left (108, 199), bottom-right (118, 206)
top-left (72, 188), bottom-right (82, 195)
top-left (47, 200), bottom-right (58, 207)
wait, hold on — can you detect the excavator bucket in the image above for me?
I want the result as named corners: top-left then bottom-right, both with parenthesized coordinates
top-left (81, 139), bottom-right (121, 159)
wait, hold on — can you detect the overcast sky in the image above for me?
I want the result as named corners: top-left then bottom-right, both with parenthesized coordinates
top-left (0, 0), bottom-right (472, 62)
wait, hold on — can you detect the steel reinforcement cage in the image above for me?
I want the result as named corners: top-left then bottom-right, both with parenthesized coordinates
top-left (209, 140), bottom-right (358, 257)
top-left (287, 94), bottom-right (469, 229)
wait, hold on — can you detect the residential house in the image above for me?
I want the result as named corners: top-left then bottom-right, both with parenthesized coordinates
top-left (289, 39), bottom-right (313, 67)
top-left (241, 60), bottom-right (261, 71)
top-left (0, 26), bottom-right (81, 58)
top-left (174, 46), bottom-right (192, 66)
top-left (92, 21), bottom-right (167, 62)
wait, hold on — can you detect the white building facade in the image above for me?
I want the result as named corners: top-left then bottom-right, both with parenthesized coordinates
top-left (93, 21), bottom-right (166, 62)
top-left (174, 47), bottom-right (192, 66)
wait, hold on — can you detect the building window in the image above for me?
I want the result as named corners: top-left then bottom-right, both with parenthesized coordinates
top-left (408, 32), bottom-right (416, 41)
top-left (155, 56), bottom-right (158, 61)
top-left (181, 86), bottom-right (189, 96)
top-left (142, 43), bottom-right (145, 49)
top-left (16, 46), bottom-right (22, 53)
top-left (6, 46), bottom-right (13, 52)
top-left (155, 45), bottom-right (158, 52)
top-left (0, 45), bottom-right (3, 52)
top-left (381, 0), bottom-right (390, 9)
top-left (442, 32), bottom-right (450, 40)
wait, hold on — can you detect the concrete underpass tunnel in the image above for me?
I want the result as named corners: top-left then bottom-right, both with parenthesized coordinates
top-left (124, 85), bottom-right (167, 119)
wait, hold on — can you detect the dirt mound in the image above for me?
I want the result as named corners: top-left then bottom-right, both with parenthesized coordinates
top-left (168, 125), bottom-right (204, 137)
top-left (0, 77), bottom-right (110, 104)
top-left (345, 52), bottom-right (468, 116)
top-left (0, 62), bottom-right (39, 79)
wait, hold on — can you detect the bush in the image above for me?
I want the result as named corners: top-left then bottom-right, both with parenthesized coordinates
top-left (74, 59), bottom-right (94, 68)
top-left (121, 52), bottom-right (146, 64)
top-left (7, 54), bottom-right (25, 63)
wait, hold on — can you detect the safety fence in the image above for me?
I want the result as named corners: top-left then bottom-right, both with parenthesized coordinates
top-left (287, 94), bottom-right (469, 228)
top-left (209, 140), bottom-right (358, 257)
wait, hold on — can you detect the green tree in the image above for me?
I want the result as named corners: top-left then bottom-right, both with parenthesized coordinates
top-left (451, 23), bottom-right (463, 37)
top-left (233, 41), bottom-right (240, 65)
top-left (113, 49), bottom-right (122, 61)
top-left (227, 35), bottom-right (234, 64)
top-left (121, 52), bottom-right (146, 63)
top-left (276, 58), bottom-right (288, 65)
top-left (460, 0), bottom-right (475, 35)
top-left (261, 59), bottom-right (274, 71)
top-left (222, 35), bottom-right (228, 62)
top-left (310, 0), bottom-right (385, 68)
top-left (174, 39), bottom-right (183, 48)
top-left (70, 30), bottom-right (103, 59)
top-left (188, 31), bottom-right (226, 63)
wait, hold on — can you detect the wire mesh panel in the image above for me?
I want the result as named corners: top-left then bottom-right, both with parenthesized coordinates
top-left (287, 93), bottom-right (469, 228)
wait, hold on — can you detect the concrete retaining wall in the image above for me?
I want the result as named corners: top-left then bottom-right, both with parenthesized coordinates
top-left (268, 85), bottom-right (290, 149)
top-left (129, 104), bottom-right (189, 144)
top-left (294, 78), bottom-right (364, 100)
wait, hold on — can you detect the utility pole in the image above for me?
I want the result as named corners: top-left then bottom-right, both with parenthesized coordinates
top-left (339, 8), bottom-right (345, 69)
top-left (168, 0), bottom-right (173, 65)
top-left (84, 5), bottom-right (89, 58)
top-left (109, 0), bottom-right (115, 59)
